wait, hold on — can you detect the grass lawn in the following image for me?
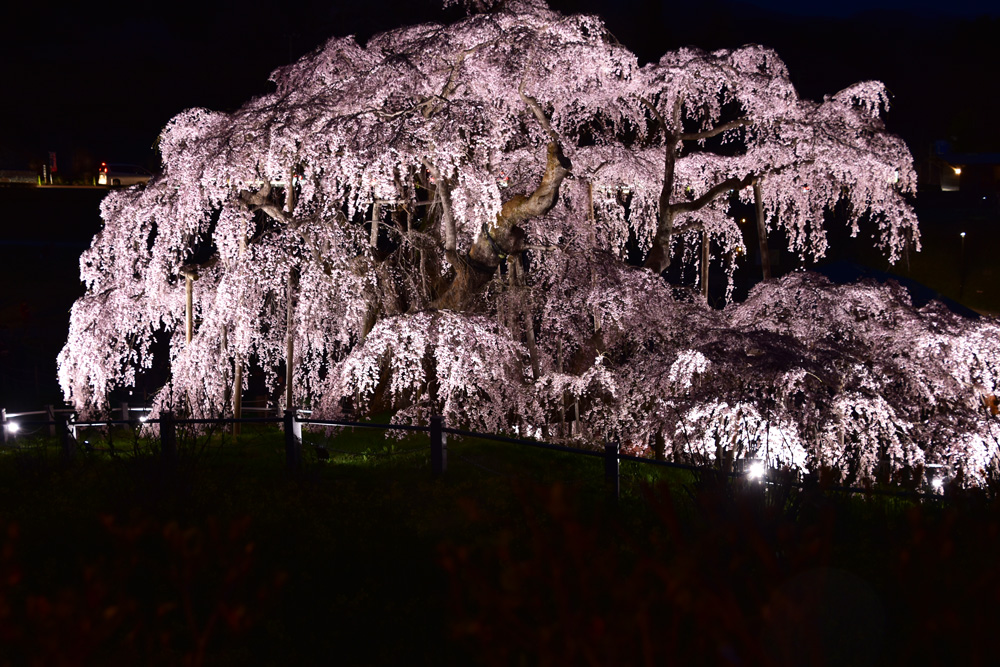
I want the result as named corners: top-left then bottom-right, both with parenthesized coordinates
top-left (1, 423), bottom-right (1000, 665)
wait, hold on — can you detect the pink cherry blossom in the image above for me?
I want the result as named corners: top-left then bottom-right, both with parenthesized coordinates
top-left (58, 0), bottom-right (999, 485)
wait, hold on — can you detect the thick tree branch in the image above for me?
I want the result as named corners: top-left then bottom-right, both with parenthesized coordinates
top-left (680, 117), bottom-right (749, 142)
top-left (672, 172), bottom-right (756, 215)
top-left (368, 94), bottom-right (445, 121)
top-left (239, 182), bottom-right (293, 227)
top-left (424, 40), bottom-right (496, 119)
top-left (421, 160), bottom-right (458, 263)
top-left (490, 142), bottom-right (571, 230)
top-left (639, 96), bottom-right (666, 130)
top-left (432, 140), bottom-right (571, 311)
top-left (518, 90), bottom-right (559, 143)
top-left (640, 95), bottom-right (683, 273)
top-left (645, 172), bottom-right (757, 271)
top-left (641, 88), bottom-right (753, 274)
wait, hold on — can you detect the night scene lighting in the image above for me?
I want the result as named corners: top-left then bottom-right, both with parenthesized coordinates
top-left (0, 0), bottom-right (998, 663)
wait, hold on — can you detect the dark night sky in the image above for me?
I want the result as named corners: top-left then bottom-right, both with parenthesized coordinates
top-left (738, 0), bottom-right (998, 17)
top-left (1, 0), bottom-right (997, 175)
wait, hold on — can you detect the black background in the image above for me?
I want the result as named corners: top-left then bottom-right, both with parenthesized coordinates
top-left (1, 0), bottom-right (998, 173)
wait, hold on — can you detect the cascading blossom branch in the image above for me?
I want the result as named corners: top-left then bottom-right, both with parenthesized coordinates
top-left (57, 0), bottom-right (999, 485)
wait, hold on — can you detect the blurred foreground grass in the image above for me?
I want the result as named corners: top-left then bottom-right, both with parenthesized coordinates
top-left (1, 424), bottom-right (999, 665)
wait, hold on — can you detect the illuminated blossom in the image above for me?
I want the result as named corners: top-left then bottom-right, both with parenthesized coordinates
top-left (58, 0), bottom-right (998, 484)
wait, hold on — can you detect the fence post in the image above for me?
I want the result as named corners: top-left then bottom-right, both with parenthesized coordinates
top-left (120, 401), bottom-right (129, 423)
top-left (46, 405), bottom-right (56, 437)
top-left (605, 439), bottom-right (620, 502)
top-left (161, 411), bottom-right (177, 465)
top-left (59, 418), bottom-right (77, 463)
top-left (431, 415), bottom-right (447, 476)
top-left (0, 409), bottom-right (6, 447)
top-left (284, 410), bottom-right (301, 470)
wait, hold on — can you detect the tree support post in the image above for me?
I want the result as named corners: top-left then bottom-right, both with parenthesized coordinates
top-left (0, 409), bottom-right (7, 447)
top-left (754, 179), bottom-right (771, 281)
top-left (604, 439), bottom-right (620, 502)
top-left (284, 410), bottom-right (302, 470)
top-left (233, 357), bottom-right (243, 436)
top-left (161, 411), bottom-right (177, 466)
top-left (46, 405), bottom-right (56, 437)
top-left (431, 415), bottom-right (447, 476)
top-left (221, 325), bottom-right (230, 416)
top-left (180, 265), bottom-right (199, 345)
top-left (59, 418), bottom-right (77, 463)
top-left (233, 230), bottom-right (247, 436)
top-left (185, 276), bottom-right (194, 343)
top-left (285, 269), bottom-right (296, 413)
top-left (701, 229), bottom-right (710, 301)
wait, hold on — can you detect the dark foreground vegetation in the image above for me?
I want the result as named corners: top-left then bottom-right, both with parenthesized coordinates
top-left (0, 425), bottom-right (998, 666)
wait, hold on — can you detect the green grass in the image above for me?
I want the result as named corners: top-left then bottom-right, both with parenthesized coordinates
top-left (1, 425), bottom-right (999, 665)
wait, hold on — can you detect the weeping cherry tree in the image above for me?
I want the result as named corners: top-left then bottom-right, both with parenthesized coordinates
top-left (58, 0), bottom-right (1000, 485)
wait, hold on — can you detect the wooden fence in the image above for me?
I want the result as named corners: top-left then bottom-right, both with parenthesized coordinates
top-left (0, 405), bottom-right (948, 502)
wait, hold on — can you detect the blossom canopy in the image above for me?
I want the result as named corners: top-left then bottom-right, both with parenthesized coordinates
top-left (58, 0), bottom-right (1000, 486)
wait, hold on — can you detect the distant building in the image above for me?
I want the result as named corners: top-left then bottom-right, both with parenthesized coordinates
top-left (923, 140), bottom-right (1000, 193)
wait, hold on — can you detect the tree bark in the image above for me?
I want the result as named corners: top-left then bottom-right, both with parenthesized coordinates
top-left (641, 97), bottom-right (756, 275)
top-left (587, 181), bottom-right (602, 333)
top-left (642, 96), bottom-right (682, 274)
top-left (509, 257), bottom-right (540, 380)
top-left (432, 142), bottom-right (570, 311)
top-left (285, 269), bottom-right (296, 412)
top-left (754, 178), bottom-right (771, 281)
